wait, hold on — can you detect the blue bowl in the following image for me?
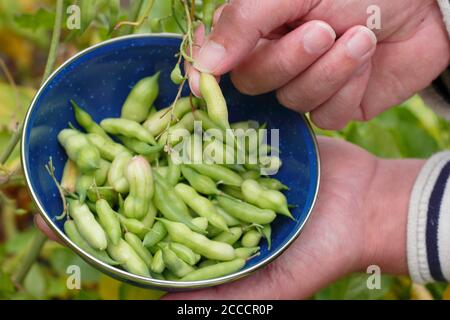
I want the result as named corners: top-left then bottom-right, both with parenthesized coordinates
top-left (21, 34), bottom-right (320, 290)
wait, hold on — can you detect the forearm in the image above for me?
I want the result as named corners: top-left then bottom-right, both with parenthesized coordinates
top-left (363, 158), bottom-right (425, 275)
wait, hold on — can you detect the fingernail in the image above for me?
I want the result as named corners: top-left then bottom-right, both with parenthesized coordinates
top-left (346, 27), bottom-right (377, 59)
top-left (303, 22), bottom-right (336, 55)
top-left (194, 40), bottom-right (226, 73)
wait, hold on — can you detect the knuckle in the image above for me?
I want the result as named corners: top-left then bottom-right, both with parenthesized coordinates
top-left (317, 63), bottom-right (340, 88)
top-left (230, 72), bottom-right (259, 96)
top-left (276, 88), bottom-right (301, 110)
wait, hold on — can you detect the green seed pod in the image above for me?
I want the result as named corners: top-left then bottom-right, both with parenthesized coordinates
top-left (241, 229), bottom-right (262, 248)
top-left (261, 224), bottom-right (272, 250)
top-left (174, 183), bottom-right (228, 232)
top-left (241, 170), bottom-right (261, 180)
top-left (143, 97), bottom-right (199, 136)
top-left (150, 249), bottom-right (165, 274)
top-left (216, 196), bottom-right (276, 225)
top-left (61, 160), bottom-right (79, 193)
top-left (166, 157), bottom-right (181, 186)
top-left (107, 239), bottom-right (150, 277)
top-left (100, 118), bottom-right (157, 145)
top-left (185, 164), bottom-right (243, 187)
top-left (95, 199), bottom-right (122, 245)
top-left (212, 227), bottom-right (243, 245)
top-left (86, 133), bottom-right (129, 161)
top-left (161, 245), bottom-right (195, 278)
top-left (117, 214), bottom-right (149, 235)
top-left (143, 221), bottom-right (167, 248)
top-left (199, 73), bottom-right (230, 130)
top-left (153, 166), bottom-right (168, 177)
top-left (215, 205), bottom-right (243, 227)
top-left (169, 242), bottom-right (199, 266)
top-left (71, 100), bottom-right (110, 140)
top-left (86, 187), bottom-right (118, 208)
top-left (158, 219), bottom-right (235, 261)
top-left (158, 112), bottom-right (195, 146)
top-left (257, 177), bottom-right (289, 191)
top-left (58, 129), bottom-right (101, 173)
top-left (180, 259), bottom-right (246, 282)
top-left (124, 156), bottom-right (154, 219)
top-left (170, 64), bottom-right (184, 85)
top-left (108, 152), bottom-right (132, 194)
top-left (241, 179), bottom-right (293, 219)
top-left (119, 136), bottom-right (164, 155)
top-left (220, 185), bottom-right (245, 201)
top-left (198, 260), bottom-right (217, 268)
top-left (138, 201), bottom-right (157, 238)
top-left (124, 232), bottom-right (153, 268)
top-left (121, 72), bottom-right (160, 123)
top-left (64, 220), bottom-right (118, 265)
top-left (191, 217), bottom-right (209, 231)
top-left (68, 199), bottom-right (107, 250)
top-left (181, 165), bottom-right (221, 196)
top-left (234, 247), bottom-right (260, 259)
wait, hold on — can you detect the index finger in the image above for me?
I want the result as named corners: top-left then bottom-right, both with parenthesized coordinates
top-left (194, 0), bottom-right (315, 75)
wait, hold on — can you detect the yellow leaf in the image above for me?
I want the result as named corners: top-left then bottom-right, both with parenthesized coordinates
top-left (410, 283), bottom-right (433, 300)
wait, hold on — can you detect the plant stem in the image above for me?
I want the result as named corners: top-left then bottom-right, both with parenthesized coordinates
top-left (11, 0), bottom-right (64, 285)
top-left (12, 229), bottom-right (47, 285)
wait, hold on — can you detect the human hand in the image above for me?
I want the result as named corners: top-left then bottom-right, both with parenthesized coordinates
top-left (188, 0), bottom-right (450, 130)
top-left (163, 136), bottom-right (424, 299)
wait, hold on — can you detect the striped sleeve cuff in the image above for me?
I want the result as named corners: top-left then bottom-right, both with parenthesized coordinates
top-left (408, 152), bottom-right (450, 283)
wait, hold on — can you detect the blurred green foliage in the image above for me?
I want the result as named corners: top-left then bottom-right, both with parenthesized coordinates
top-left (0, 0), bottom-right (449, 300)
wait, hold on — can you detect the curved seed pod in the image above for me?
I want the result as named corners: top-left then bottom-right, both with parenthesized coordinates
top-left (234, 247), bottom-right (260, 259)
top-left (119, 136), bottom-right (163, 155)
top-left (124, 232), bottom-right (153, 268)
top-left (198, 260), bottom-right (217, 268)
top-left (158, 112), bottom-right (195, 146)
top-left (68, 199), bottom-right (107, 250)
top-left (143, 97), bottom-right (199, 136)
top-left (158, 219), bottom-right (235, 261)
top-left (169, 242), bottom-right (199, 266)
top-left (86, 133), bottom-right (129, 161)
top-left (216, 196), bottom-right (276, 225)
top-left (180, 259), bottom-right (246, 281)
top-left (71, 100), bottom-right (110, 140)
top-left (107, 239), bottom-right (150, 277)
top-left (117, 214), bottom-right (149, 235)
top-left (220, 185), bottom-right (245, 201)
top-left (143, 221), bottom-right (167, 248)
top-left (215, 205), bottom-right (243, 227)
top-left (240, 170), bottom-right (260, 180)
top-left (138, 201), bottom-right (157, 238)
top-left (261, 224), bottom-right (272, 250)
top-left (185, 164), bottom-right (243, 186)
top-left (212, 227), bottom-right (243, 245)
top-left (241, 179), bottom-right (293, 219)
top-left (191, 217), bottom-right (208, 231)
top-left (166, 157), bottom-right (181, 186)
top-left (161, 245), bottom-right (195, 278)
top-left (153, 172), bottom-right (204, 234)
top-left (153, 166), bottom-right (168, 177)
top-left (174, 183), bottom-right (228, 232)
top-left (100, 118), bottom-right (156, 145)
top-left (181, 165), bottom-right (222, 195)
top-left (64, 220), bottom-right (119, 265)
top-left (150, 249), bottom-right (165, 274)
top-left (199, 73), bottom-right (230, 130)
top-left (241, 229), bottom-right (262, 248)
top-left (96, 199), bottom-right (122, 245)
top-left (124, 156), bottom-right (154, 219)
top-left (108, 152), bottom-right (132, 194)
top-left (121, 72), bottom-right (160, 123)
top-left (58, 129), bottom-right (101, 173)
top-left (257, 177), bottom-right (289, 191)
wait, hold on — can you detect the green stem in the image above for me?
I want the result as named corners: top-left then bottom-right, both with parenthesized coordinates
top-left (12, 230), bottom-right (47, 285)
top-left (11, 0), bottom-right (64, 285)
top-left (122, 0), bottom-right (144, 35)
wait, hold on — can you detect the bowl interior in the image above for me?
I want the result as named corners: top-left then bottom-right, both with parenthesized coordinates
top-left (22, 34), bottom-right (319, 288)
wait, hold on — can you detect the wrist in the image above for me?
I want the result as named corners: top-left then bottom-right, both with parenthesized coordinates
top-left (361, 158), bottom-right (425, 275)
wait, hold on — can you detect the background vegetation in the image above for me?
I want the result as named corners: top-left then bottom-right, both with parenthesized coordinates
top-left (0, 0), bottom-right (449, 300)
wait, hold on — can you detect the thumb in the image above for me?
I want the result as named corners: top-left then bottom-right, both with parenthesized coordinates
top-left (194, 0), bottom-right (315, 75)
